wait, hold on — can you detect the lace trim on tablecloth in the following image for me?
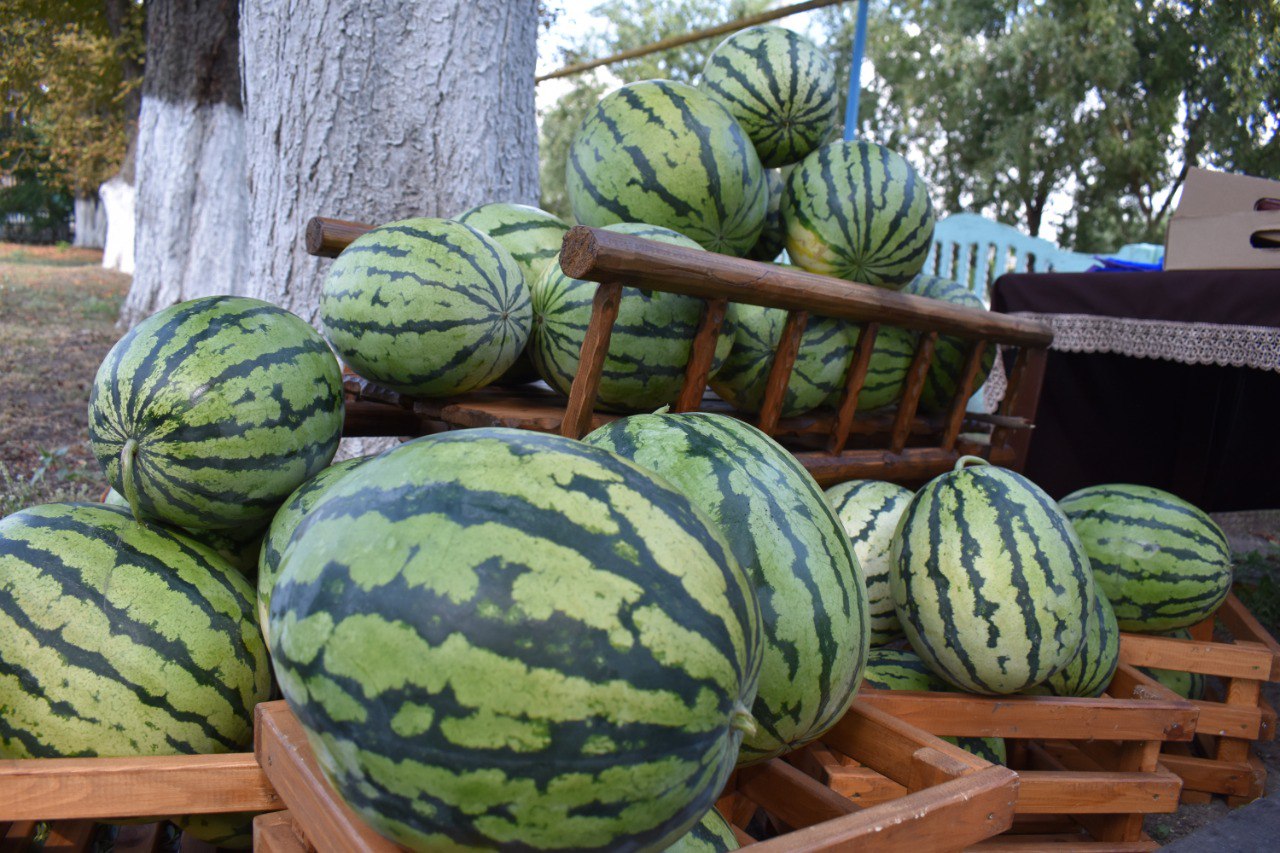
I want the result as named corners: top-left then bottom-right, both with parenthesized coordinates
top-left (981, 313), bottom-right (1280, 413)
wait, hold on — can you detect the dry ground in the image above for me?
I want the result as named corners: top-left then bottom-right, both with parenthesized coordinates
top-left (0, 242), bottom-right (129, 514)
top-left (0, 245), bottom-right (1278, 845)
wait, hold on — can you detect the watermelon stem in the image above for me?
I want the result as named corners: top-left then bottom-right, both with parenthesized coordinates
top-left (953, 455), bottom-right (989, 471)
top-left (120, 439), bottom-right (144, 523)
top-left (730, 702), bottom-right (757, 737)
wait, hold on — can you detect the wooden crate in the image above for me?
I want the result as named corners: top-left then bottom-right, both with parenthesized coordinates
top-left (0, 750), bottom-right (281, 852)
top-left (1117, 591), bottom-right (1280, 806)
top-left (309, 218), bottom-right (1055, 487)
top-left (805, 671), bottom-right (1199, 851)
top-left (253, 698), bottom-right (1018, 852)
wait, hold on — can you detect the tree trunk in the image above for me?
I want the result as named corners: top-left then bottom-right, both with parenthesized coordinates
top-left (72, 194), bottom-right (106, 248)
top-left (100, 0), bottom-right (143, 276)
top-left (120, 0), bottom-right (246, 326)
top-left (240, 0), bottom-right (540, 323)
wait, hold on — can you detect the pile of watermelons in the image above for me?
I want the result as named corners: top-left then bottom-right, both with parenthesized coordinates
top-left (0, 23), bottom-right (1238, 853)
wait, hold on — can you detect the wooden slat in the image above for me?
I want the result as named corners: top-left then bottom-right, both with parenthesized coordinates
top-left (1014, 770), bottom-right (1181, 815)
top-left (991, 347), bottom-right (1030, 449)
top-left (890, 332), bottom-right (937, 453)
top-left (825, 322), bottom-right (879, 454)
top-left (1107, 661), bottom-right (1186, 703)
top-left (819, 699), bottom-right (988, 789)
top-left (1160, 753), bottom-right (1257, 797)
top-left (757, 310), bottom-right (809, 436)
top-left (1, 822), bottom-right (38, 853)
top-left (673, 298), bottom-right (728, 412)
top-left (1216, 593), bottom-right (1280, 678)
top-left (737, 759), bottom-right (856, 829)
top-left (560, 281), bottom-right (623, 439)
top-left (254, 702), bottom-right (398, 852)
top-left (941, 340), bottom-right (988, 450)
top-left (745, 765), bottom-right (1017, 853)
top-left (0, 753), bottom-right (278, 821)
top-left (253, 812), bottom-right (308, 853)
top-left (853, 689), bottom-right (1195, 742)
top-left (1193, 697), bottom-right (1266, 739)
top-left (304, 217), bottom-right (373, 258)
top-left (968, 835), bottom-right (1157, 852)
top-left (1118, 634), bottom-right (1274, 679)
top-left (559, 226), bottom-right (1055, 347)
top-left (42, 822), bottom-right (96, 852)
top-left (795, 444), bottom-right (1018, 488)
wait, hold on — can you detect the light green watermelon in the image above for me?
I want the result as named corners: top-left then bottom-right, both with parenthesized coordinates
top-left (745, 168), bottom-right (790, 262)
top-left (1023, 590), bottom-right (1120, 698)
top-left (268, 429), bottom-right (762, 851)
top-left (321, 217), bottom-right (531, 397)
top-left (567, 80), bottom-right (767, 256)
top-left (664, 807), bottom-right (739, 852)
top-left (824, 480), bottom-right (914, 645)
top-left (699, 26), bottom-right (838, 168)
top-left (783, 141), bottom-right (936, 289)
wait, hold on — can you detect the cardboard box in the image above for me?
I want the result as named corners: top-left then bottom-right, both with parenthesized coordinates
top-left (1164, 167), bottom-right (1280, 270)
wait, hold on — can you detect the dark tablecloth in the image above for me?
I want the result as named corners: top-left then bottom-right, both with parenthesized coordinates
top-left (992, 269), bottom-right (1280, 511)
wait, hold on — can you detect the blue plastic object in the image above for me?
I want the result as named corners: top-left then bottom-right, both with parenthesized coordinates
top-left (844, 0), bottom-right (869, 140)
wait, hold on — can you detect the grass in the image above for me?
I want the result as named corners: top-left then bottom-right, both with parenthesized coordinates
top-left (0, 242), bottom-right (129, 513)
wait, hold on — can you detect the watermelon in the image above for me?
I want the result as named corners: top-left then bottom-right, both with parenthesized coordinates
top-left (699, 26), bottom-right (838, 169)
top-left (455, 203), bottom-right (570, 386)
top-left (583, 413), bottom-right (867, 765)
top-left (321, 217), bottom-right (531, 397)
top-left (892, 458), bottom-right (1094, 694)
top-left (861, 648), bottom-right (1006, 764)
top-left (268, 428), bottom-right (762, 851)
top-left (710, 301), bottom-right (855, 417)
top-left (173, 813), bottom-right (256, 849)
top-left (783, 141), bottom-right (936, 289)
top-left (104, 488), bottom-right (262, 576)
top-left (1022, 590), bottom-right (1120, 698)
top-left (825, 480), bottom-right (914, 645)
top-left (745, 168), bottom-right (789, 262)
top-left (89, 296), bottom-right (344, 531)
top-left (1140, 630), bottom-right (1207, 700)
top-left (531, 223), bottom-right (735, 412)
top-left (0, 503), bottom-right (271, 758)
top-left (665, 808), bottom-right (739, 852)
top-left (567, 80), bottom-right (767, 256)
top-left (1059, 485), bottom-right (1232, 633)
top-left (256, 456), bottom-right (372, 644)
top-left (838, 323), bottom-right (917, 412)
top-left (1059, 484), bottom-right (1228, 630)
top-left (900, 274), bottom-right (996, 413)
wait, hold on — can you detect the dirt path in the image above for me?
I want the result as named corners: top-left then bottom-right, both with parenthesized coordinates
top-left (0, 243), bottom-right (129, 513)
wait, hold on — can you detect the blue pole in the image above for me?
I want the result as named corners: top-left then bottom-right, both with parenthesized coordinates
top-left (844, 0), bottom-right (869, 140)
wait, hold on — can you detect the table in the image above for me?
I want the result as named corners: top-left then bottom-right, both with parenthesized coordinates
top-left (991, 269), bottom-right (1280, 511)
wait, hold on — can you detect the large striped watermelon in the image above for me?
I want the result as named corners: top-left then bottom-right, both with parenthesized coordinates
top-left (824, 480), bottom-right (914, 645)
top-left (256, 455), bottom-right (372, 643)
top-left (89, 296), bottom-right (343, 531)
top-left (567, 80), bottom-right (767, 256)
top-left (1059, 485), bottom-right (1232, 633)
top-left (531, 223), bottom-right (734, 412)
top-left (900, 274), bottom-right (996, 413)
top-left (321, 218), bottom-right (530, 397)
top-left (861, 648), bottom-right (1007, 764)
top-left (892, 458), bottom-right (1094, 694)
top-left (782, 141), bottom-right (936, 289)
top-left (699, 26), bottom-right (838, 169)
top-left (710, 301), bottom-right (855, 417)
top-left (583, 413), bottom-right (867, 765)
top-left (269, 429), bottom-right (762, 851)
top-left (0, 503), bottom-right (271, 758)
top-left (104, 488), bottom-right (262, 575)
top-left (665, 808), bottom-right (738, 852)
top-left (745, 169), bottom-right (789, 262)
top-left (1023, 590), bottom-right (1120, 698)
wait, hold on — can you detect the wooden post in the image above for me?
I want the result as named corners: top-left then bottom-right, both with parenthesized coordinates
top-left (890, 332), bottom-right (937, 453)
top-left (825, 322), bottom-right (878, 454)
top-left (304, 217), bottom-right (374, 257)
top-left (561, 282), bottom-right (623, 440)
top-left (940, 340), bottom-right (988, 451)
top-left (674, 298), bottom-right (728, 412)
top-left (757, 310), bottom-right (809, 436)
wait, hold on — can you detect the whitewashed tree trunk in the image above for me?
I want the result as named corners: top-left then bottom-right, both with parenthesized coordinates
top-left (240, 0), bottom-right (540, 322)
top-left (73, 195), bottom-right (106, 248)
top-left (120, 0), bottom-right (246, 327)
top-left (100, 175), bottom-right (135, 274)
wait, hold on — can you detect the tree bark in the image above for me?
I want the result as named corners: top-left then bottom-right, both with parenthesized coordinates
top-left (120, 0), bottom-right (246, 326)
top-left (239, 0), bottom-right (540, 322)
top-left (100, 0), bottom-right (144, 275)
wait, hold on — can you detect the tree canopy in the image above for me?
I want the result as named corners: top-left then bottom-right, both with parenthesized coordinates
top-left (539, 0), bottom-right (1280, 252)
